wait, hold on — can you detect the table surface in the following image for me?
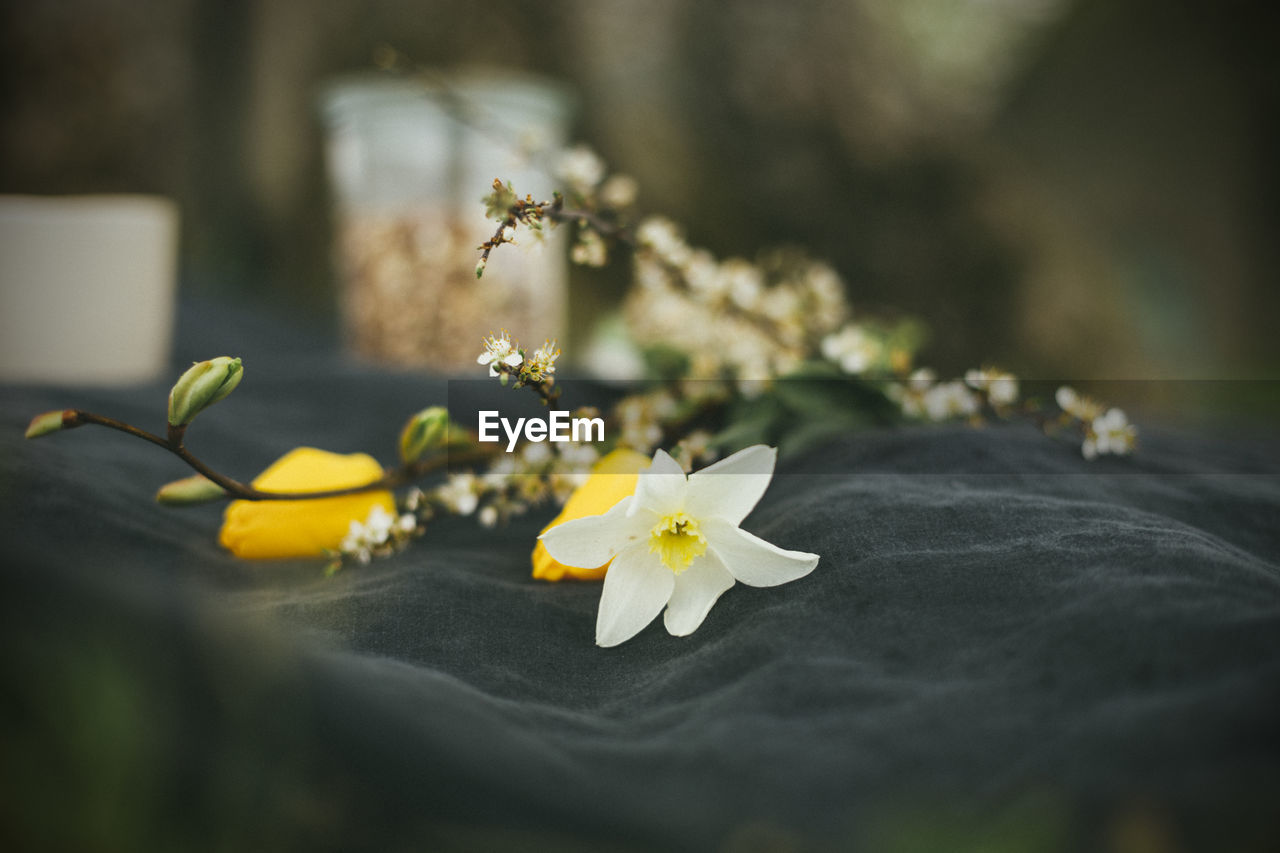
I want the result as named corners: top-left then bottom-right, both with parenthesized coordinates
top-left (2, 300), bottom-right (1278, 852)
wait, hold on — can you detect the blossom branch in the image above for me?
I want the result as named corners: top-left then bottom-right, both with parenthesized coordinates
top-left (29, 408), bottom-right (497, 502)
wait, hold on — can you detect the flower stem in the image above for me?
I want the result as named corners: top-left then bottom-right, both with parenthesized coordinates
top-left (59, 409), bottom-right (497, 502)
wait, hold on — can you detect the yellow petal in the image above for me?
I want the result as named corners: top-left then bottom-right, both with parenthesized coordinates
top-left (532, 448), bottom-right (651, 581)
top-left (218, 447), bottom-right (395, 560)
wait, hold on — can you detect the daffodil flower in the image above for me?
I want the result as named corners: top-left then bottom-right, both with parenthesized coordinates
top-left (532, 447), bottom-right (651, 581)
top-left (539, 444), bottom-right (819, 647)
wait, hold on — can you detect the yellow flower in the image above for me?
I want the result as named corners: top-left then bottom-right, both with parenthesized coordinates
top-left (531, 448), bottom-right (651, 581)
top-left (219, 447), bottom-right (395, 560)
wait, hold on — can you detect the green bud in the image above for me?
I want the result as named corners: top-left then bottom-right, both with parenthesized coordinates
top-left (482, 179), bottom-right (517, 221)
top-left (399, 406), bottom-right (453, 464)
top-left (168, 357), bottom-right (243, 427)
top-left (155, 475), bottom-right (227, 506)
top-left (24, 409), bottom-right (77, 439)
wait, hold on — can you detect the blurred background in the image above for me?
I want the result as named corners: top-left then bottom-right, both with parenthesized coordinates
top-left (2, 0), bottom-right (1277, 381)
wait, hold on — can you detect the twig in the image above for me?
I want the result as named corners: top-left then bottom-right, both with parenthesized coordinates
top-left (59, 409), bottom-right (497, 502)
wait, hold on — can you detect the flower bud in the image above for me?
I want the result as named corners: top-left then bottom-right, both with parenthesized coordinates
top-left (155, 474), bottom-right (227, 506)
top-left (24, 409), bottom-right (78, 439)
top-left (168, 357), bottom-right (243, 427)
top-left (399, 406), bottom-right (454, 464)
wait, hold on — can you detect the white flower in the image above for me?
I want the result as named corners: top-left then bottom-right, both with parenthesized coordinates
top-left (1083, 408), bottom-right (1137, 460)
top-left (539, 445), bottom-right (819, 647)
top-left (821, 324), bottom-right (882, 375)
top-left (964, 367), bottom-right (1019, 406)
top-left (556, 442), bottom-right (600, 470)
top-left (636, 217), bottom-right (692, 267)
top-left (683, 250), bottom-right (723, 299)
top-left (556, 145), bottom-right (606, 195)
top-left (521, 441), bottom-right (554, 466)
top-left (339, 504), bottom-right (417, 564)
top-left (477, 331), bottom-right (523, 377)
top-left (616, 394), bottom-right (671, 454)
top-left (721, 259), bottom-right (763, 310)
top-left (524, 339), bottom-right (560, 381)
top-left (571, 229), bottom-right (608, 267)
top-left (921, 380), bottom-right (980, 421)
top-left (889, 368), bottom-right (938, 418)
top-left (436, 472), bottom-right (479, 516)
top-left (364, 504), bottom-right (394, 544)
top-left (598, 174), bottom-right (639, 209)
top-left (1056, 386), bottom-right (1106, 422)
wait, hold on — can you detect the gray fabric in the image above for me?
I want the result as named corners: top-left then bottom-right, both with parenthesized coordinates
top-left (2, 307), bottom-right (1278, 852)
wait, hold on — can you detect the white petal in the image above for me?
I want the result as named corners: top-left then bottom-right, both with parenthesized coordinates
top-left (595, 546), bottom-right (675, 647)
top-left (503, 352), bottom-right (524, 367)
top-left (477, 352), bottom-right (493, 365)
top-left (684, 444), bottom-right (776, 525)
top-left (662, 551), bottom-right (736, 636)
top-left (628, 449), bottom-right (687, 516)
top-left (703, 517), bottom-right (819, 588)
top-left (538, 496), bottom-right (651, 568)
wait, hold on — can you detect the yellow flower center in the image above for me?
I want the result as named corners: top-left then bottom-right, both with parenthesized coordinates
top-left (648, 511), bottom-right (707, 574)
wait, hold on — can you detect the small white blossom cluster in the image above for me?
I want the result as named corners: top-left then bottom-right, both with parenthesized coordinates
top-left (334, 435), bottom-right (602, 572)
top-left (671, 430), bottom-right (719, 473)
top-left (556, 145), bottom-right (606, 197)
top-left (467, 439), bottom-right (601, 526)
top-left (335, 504), bottom-right (419, 567)
top-left (507, 144), bottom-right (640, 270)
top-left (477, 330), bottom-right (523, 377)
top-left (891, 369), bottom-right (979, 421)
top-left (570, 226), bottom-right (608, 267)
top-left (821, 324), bottom-right (883, 375)
top-left (614, 391), bottom-right (679, 455)
top-left (1057, 386), bottom-right (1137, 459)
top-left (965, 368), bottom-right (1020, 407)
top-left (891, 365), bottom-right (1024, 422)
top-left (1055, 385), bottom-right (1106, 422)
top-left (477, 331), bottom-right (558, 396)
top-left (891, 376), bottom-right (1137, 460)
top-left (627, 221), bottom-right (850, 380)
top-left (522, 339), bottom-right (560, 382)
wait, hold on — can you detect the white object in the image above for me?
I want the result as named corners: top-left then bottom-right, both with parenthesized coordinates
top-left (0, 194), bottom-right (179, 384)
top-left (318, 71), bottom-right (573, 370)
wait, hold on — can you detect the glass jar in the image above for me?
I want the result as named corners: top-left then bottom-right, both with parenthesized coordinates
top-left (319, 70), bottom-right (572, 371)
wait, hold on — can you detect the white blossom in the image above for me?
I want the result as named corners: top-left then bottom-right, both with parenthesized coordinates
top-left (540, 445), bottom-right (818, 646)
top-left (436, 473), bottom-right (479, 516)
top-left (922, 380), bottom-right (980, 421)
top-left (598, 174), bottom-right (639, 209)
top-left (965, 368), bottom-right (1019, 406)
top-left (556, 145), bottom-right (606, 195)
top-left (339, 504), bottom-right (417, 564)
top-left (636, 217), bottom-right (692, 267)
top-left (1083, 408), bottom-right (1137, 460)
top-left (570, 229), bottom-right (608, 267)
top-left (1056, 386), bottom-right (1106, 422)
top-left (477, 331), bottom-right (523, 377)
top-left (524, 339), bottom-right (560, 381)
top-left (821, 324), bottom-right (882, 375)
top-left (721, 260), bottom-right (764, 310)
